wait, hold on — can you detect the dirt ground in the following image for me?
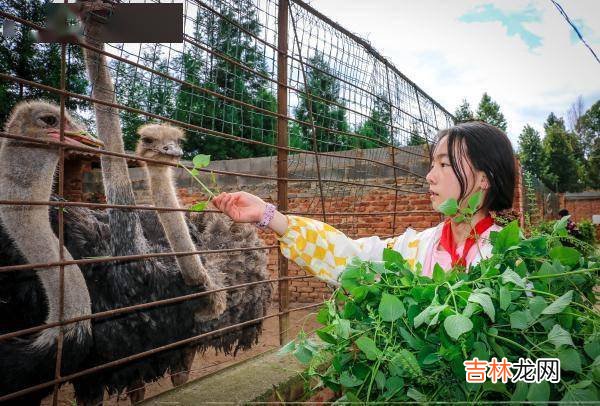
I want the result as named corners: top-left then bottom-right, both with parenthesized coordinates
top-left (40, 304), bottom-right (320, 405)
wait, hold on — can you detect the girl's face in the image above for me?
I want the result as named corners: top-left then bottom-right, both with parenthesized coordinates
top-left (426, 136), bottom-right (487, 212)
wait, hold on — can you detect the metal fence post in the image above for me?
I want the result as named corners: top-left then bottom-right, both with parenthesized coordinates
top-left (277, 0), bottom-right (290, 345)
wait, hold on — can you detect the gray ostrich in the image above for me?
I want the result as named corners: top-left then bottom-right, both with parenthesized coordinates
top-left (78, 1), bottom-right (227, 319)
top-left (0, 101), bottom-right (267, 405)
top-left (0, 101), bottom-right (99, 404)
top-left (134, 123), bottom-right (272, 388)
top-left (0, 101), bottom-right (93, 350)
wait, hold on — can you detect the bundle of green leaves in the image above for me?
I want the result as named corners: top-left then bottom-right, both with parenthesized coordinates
top-left (283, 214), bottom-right (599, 403)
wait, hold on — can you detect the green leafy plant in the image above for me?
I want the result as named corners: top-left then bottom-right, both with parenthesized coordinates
top-left (283, 197), bottom-right (600, 403)
top-left (578, 220), bottom-right (597, 246)
top-left (180, 154), bottom-right (220, 212)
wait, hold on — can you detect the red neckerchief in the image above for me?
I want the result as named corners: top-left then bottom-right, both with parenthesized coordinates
top-left (439, 215), bottom-right (494, 267)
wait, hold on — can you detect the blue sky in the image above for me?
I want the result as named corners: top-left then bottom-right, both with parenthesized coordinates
top-left (310, 0), bottom-right (600, 147)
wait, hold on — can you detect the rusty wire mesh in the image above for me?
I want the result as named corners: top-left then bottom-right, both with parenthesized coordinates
top-left (0, 0), bottom-right (453, 403)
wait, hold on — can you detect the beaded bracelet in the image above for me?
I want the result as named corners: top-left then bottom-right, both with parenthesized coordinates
top-left (257, 203), bottom-right (276, 229)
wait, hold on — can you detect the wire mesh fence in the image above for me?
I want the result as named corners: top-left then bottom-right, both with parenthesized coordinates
top-left (0, 0), bottom-right (453, 403)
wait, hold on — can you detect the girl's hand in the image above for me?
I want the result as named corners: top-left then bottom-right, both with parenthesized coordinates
top-left (212, 192), bottom-right (266, 223)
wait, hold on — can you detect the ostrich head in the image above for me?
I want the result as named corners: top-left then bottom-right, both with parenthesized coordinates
top-left (135, 124), bottom-right (184, 164)
top-left (3, 100), bottom-right (103, 149)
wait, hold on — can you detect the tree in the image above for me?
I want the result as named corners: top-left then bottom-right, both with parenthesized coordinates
top-left (0, 0), bottom-right (89, 125)
top-left (407, 119), bottom-right (426, 146)
top-left (476, 93), bottom-right (507, 132)
top-left (542, 117), bottom-right (583, 193)
top-left (354, 96), bottom-right (391, 149)
top-left (174, 2), bottom-right (277, 159)
top-left (295, 53), bottom-right (349, 152)
top-left (577, 100), bottom-right (599, 159)
top-left (567, 95), bottom-right (585, 133)
top-left (517, 125), bottom-right (544, 179)
top-left (577, 100), bottom-right (600, 188)
top-left (454, 99), bottom-right (474, 122)
top-left (588, 138), bottom-right (600, 189)
top-left (543, 112), bottom-right (565, 131)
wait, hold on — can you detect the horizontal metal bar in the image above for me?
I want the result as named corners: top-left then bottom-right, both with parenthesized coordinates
top-left (0, 130), bottom-right (428, 191)
top-left (0, 199), bottom-right (435, 217)
top-left (0, 275), bottom-right (315, 342)
top-left (0, 302), bottom-right (324, 403)
top-left (0, 244), bottom-right (279, 273)
top-left (0, 199), bottom-right (437, 219)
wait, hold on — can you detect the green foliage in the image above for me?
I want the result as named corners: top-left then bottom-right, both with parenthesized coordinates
top-left (290, 220), bottom-right (599, 402)
top-left (578, 220), bottom-right (597, 246)
top-left (542, 121), bottom-right (584, 192)
top-left (577, 101), bottom-right (600, 189)
top-left (518, 125), bottom-right (545, 179)
top-left (454, 99), bottom-right (474, 122)
top-left (476, 93), bottom-right (507, 132)
top-left (295, 53), bottom-right (350, 152)
top-left (355, 96), bottom-right (392, 148)
top-left (181, 154), bottom-right (218, 211)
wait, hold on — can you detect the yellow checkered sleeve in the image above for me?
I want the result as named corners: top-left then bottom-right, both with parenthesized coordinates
top-left (277, 215), bottom-right (395, 285)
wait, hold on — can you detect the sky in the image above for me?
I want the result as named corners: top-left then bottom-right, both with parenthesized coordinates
top-left (306, 0), bottom-right (600, 147)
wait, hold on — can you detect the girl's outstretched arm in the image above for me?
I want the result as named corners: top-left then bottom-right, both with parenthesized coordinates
top-left (213, 191), bottom-right (407, 285)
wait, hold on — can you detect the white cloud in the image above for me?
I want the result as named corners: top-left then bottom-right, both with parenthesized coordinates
top-left (305, 0), bottom-right (600, 146)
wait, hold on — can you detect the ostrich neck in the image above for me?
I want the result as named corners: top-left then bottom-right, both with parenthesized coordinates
top-left (0, 145), bottom-right (91, 345)
top-left (145, 164), bottom-right (212, 286)
top-left (82, 20), bottom-right (147, 255)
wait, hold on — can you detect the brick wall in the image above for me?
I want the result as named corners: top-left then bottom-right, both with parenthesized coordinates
top-left (65, 147), bottom-right (550, 304)
top-left (562, 194), bottom-right (600, 240)
top-left (563, 198), bottom-right (600, 223)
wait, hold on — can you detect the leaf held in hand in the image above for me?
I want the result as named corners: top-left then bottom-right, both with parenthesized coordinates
top-left (192, 154), bottom-right (211, 168)
top-left (190, 201), bottom-right (208, 212)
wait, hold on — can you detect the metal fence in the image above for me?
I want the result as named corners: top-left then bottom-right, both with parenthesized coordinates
top-left (0, 0), bottom-right (453, 403)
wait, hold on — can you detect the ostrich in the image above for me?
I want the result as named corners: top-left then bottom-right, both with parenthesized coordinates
top-left (0, 101), bottom-right (98, 404)
top-left (134, 123), bottom-right (272, 387)
top-left (0, 101), bottom-right (267, 406)
top-left (75, 2), bottom-right (271, 399)
top-left (0, 101), bottom-right (211, 405)
top-left (78, 1), bottom-right (227, 319)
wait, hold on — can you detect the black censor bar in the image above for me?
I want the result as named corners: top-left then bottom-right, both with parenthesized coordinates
top-left (2, 2), bottom-right (183, 44)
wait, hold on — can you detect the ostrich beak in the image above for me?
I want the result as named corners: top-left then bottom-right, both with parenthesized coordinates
top-left (161, 142), bottom-right (183, 158)
top-left (46, 124), bottom-right (104, 148)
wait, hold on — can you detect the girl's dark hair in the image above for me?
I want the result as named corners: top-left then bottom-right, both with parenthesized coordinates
top-left (433, 121), bottom-right (515, 212)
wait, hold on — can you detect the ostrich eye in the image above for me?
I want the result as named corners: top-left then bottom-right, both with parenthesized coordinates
top-left (40, 115), bottom-right (57, 126)
top-left (142, 137), bottom-right (154, 144)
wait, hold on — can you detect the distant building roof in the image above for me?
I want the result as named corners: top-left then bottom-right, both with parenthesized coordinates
top-left (564, 191), bottom-right (600, 200)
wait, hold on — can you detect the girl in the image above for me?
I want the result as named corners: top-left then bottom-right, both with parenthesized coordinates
top-left (212, 121), bottom-right (515, 285)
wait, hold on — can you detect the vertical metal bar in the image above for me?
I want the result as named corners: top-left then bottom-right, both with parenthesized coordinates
top-left (415, 90), bottom-right (431, 158)
top-left (277, 0), bottom-right (290, 345)
top-left (288, 1), bottom-right (327, 224)
top-left (384, 65), bottom-right (399, 235)
top-left (52, 33), bottom-right (67, 406)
